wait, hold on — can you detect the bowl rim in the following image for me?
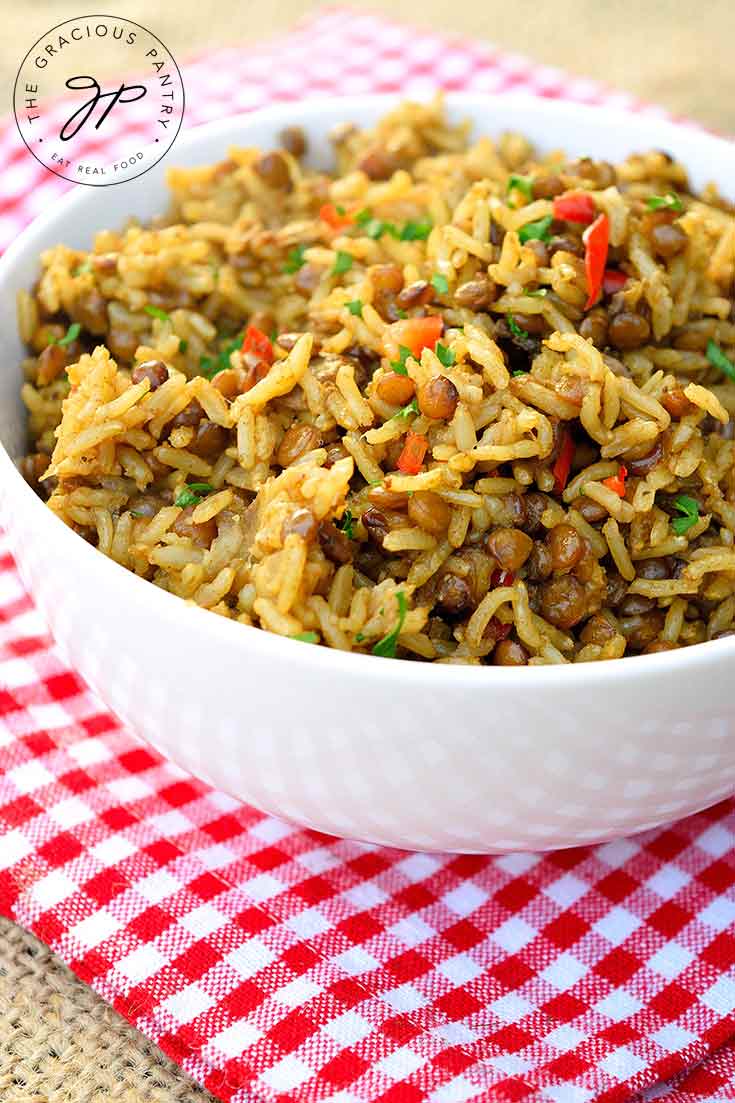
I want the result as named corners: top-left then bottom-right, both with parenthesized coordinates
top-left (3, 89), bottom-right (735, 689)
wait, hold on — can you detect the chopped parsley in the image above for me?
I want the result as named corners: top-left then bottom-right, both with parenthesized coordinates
top-left (144, 304), bottom-right (170, 322)
top-left (507, 314), bottom-right (530, 341)
top-left (175, 483), bottom-right (213, 509)
top-left (290, 631), bottom-right (319, 643)
top-left (73, 260), bottom-right (92, 276)
top-left (706, 339), bottom-right (735, 382)
top-left (671, 494), bottom-right (700, 535)
top-left (284, 244), bottom-right (307, 273)
top-left (435, 342), bottom-right (455, 368)
top-left (56, 322), bottom-right (81, 347)
top-left (431, 273), bottom-right (449, 295)
top-left (646, 192), bottom-right (683, 212)
top-left (337, 509), bottom-right (355, 539)
top-left (332, 250), bottom-right (353, 275)
top-left (512, 369), bottom-right (528, 377)
top-left (390, 345), bottom-right (412, 376)
top-left (335, 204), bottom-right (346, 216)
top-left (400, 218), bottom-right (433, 241)
top-left (372, 591), bottom-right (408, 658)
top-left (129, 509), bottom-right (146, 518)
top-left (346, 299), bottom-right (363, 316)
top-left (179, 338), bottom-right (188, 354)
top-left (393, 398), bottom-right (419, 420)
top-left (199, 334), bottom-right (244, 379)
top-left (518, 214), bottom-right (553, 244)
top-left (507, 174), bottom-right (534, 202)
top-left (396, 308), bottom-right (408, 319)
top-left (527, 288), bottom-right (547, 297)
top-left (355, 212), bottom-right (432, 242)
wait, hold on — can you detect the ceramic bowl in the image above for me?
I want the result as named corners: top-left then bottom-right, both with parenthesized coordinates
top-left (1, 94), bottom-right (734, 853)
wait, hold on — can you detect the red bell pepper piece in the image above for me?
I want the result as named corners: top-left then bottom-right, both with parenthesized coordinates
top-left (582, 213), bottom-right (610, 310)
top-left (397, 430), bottom-right (429, 475)
top-left (390, 316), bottom-right (443, 360)
top-left (319, 203), bottom-right (354, 231)
top-left (491, 568), bottom-right (515, 588)
top-left (602, 465), bottom-right (628, 497)
top-left (552, 192), bottom-right (597, 225)
top-left (602, 268), bottom-right (628, 295)
top-left (242, 324), bottom-right (275, 365)
top-left (485, 618), bottom-right (512, 644)
top-left (552, 427), bottom-right (575, 494)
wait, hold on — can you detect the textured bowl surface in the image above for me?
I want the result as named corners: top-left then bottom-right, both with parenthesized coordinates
top-left (2, 94), bottom-right (734, 853)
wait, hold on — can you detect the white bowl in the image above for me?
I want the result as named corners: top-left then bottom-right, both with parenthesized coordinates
top-left (1, 94), bottom-right (734, 854)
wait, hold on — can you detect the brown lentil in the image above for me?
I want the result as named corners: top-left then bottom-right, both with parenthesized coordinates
top-left (254, 151), bottom-right (291, 189)
top-left (283, 507), bottom-right (318, 542)
top-left (454, 275), bottom-right (496, 309)
top-left (397, 280), bottom-right (433, 309)
top-left (362, 507), bottom-right (390, 548)
top-left (131, 359), bottom-right (168, 391)
top-left (547, 523), bottom-right (585, 572)
top-left (417, 376), bottom-right (459, 420)
top-left (318, 522), bottom-right (353, 564)
top-left (187, 420), bottom-right (229, 458)
top-left (376, 372), bottom-right (416, 407)
top-left (609, 311), bottom-right (651, 350)
top-left (486, 527), bottom-right (534, 571)
top-left (407, 491), bottom-right (450, 535)
top-left (36, 343), bottom-right (67, 386)
top-left (650, 222), bottom-right (688, 259)
top-left (435, 574), bottom-right (473, 617)
top-left (579, 309), bottom-right (608, 348)
top-left (540, 575), bottom-right (587, 629)
top-left (279, 126), bottom-right (307, 158)
top-left (493, 638), bottom-right (529, 665)
top-left (276, 423), bottom-right (322, 467)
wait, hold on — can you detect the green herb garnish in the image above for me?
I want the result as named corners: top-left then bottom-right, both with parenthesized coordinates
top-left (518, 215), bottom-right (553, 244)
top-left (337, 509), bottom-right (355, 539)
top-left (347, 299), bottom-right (363, 316)
top-left (372, 591), bottom-right (408, 658)
top-left (129, 510), bottom-right (145, 518)
top-left (73, 260), bottom-right (92, 276)
top-left (435, 342), bottom-right (455, 368)
top-left (199, 334), bottom-right (244, 379)
top-left (527, 288), bottom-right (547, 297)
top-left (396, 308), bottom-right (408, 319)
top-left (507, 314), bottom-right (530, 341)
top-left (291, 631), bottom-right (319, 643)
top-left (179, 339), bottom-right (188, 354)
top-left (671, 494), bottom-right (700, 535)
top-left (646, 192), bottom-right (683, 212)
top-left (706, 339), bottom-right (735, 382)
top-left (335, 204), bottom-right (346, 216)
top-left (56, 322), bottom-right (81, 348)
top-left (144, 304), bottom-right (170, 322)
top-left (284, 244), bottom-right (307, 273)
top-left (391, 345), bottom-right (412, 376)
top-left (507, 174), bottom-right (534, 202)
top-left (400, 218), bottom-right (433, 242)
top-left (393, 398), bottom-right (419, 420)
top-left (512, 369), bottom-right (528, 377)
top-left (175, 483), bottom-right (213, 509)
top-left (355, 208), bottom-right (373, 226)
top-left (332, 251), bottom-right (353, 275)
top-left (431, 273), bottom-right (449, 295)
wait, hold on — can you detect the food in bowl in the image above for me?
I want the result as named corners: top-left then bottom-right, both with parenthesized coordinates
top-left (17, 97), bottom-right (735, 666)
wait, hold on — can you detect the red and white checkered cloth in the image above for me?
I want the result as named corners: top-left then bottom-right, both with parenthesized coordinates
top-left (1, 10), bottom-right (734, 1102)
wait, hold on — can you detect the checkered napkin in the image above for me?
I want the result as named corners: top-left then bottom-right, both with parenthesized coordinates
top-left (1, 10), bottom-right (735, 1102)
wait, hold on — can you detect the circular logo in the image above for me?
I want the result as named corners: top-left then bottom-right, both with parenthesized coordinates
top-left (13, 15), bottom-right (185, 186)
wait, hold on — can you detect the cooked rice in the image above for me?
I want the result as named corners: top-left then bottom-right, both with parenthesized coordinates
top-left (17, 95), bottom-right (735, 664)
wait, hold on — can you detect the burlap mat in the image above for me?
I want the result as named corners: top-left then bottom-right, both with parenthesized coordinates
top-left (0, 916), bottom-right (215, 1103)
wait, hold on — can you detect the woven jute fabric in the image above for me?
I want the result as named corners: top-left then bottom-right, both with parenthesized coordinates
top-left (0, 916), bottom-right (215, 1103)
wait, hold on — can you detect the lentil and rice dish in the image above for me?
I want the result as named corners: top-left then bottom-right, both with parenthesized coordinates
top-left (18, 97), bottom-right (735, 665)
